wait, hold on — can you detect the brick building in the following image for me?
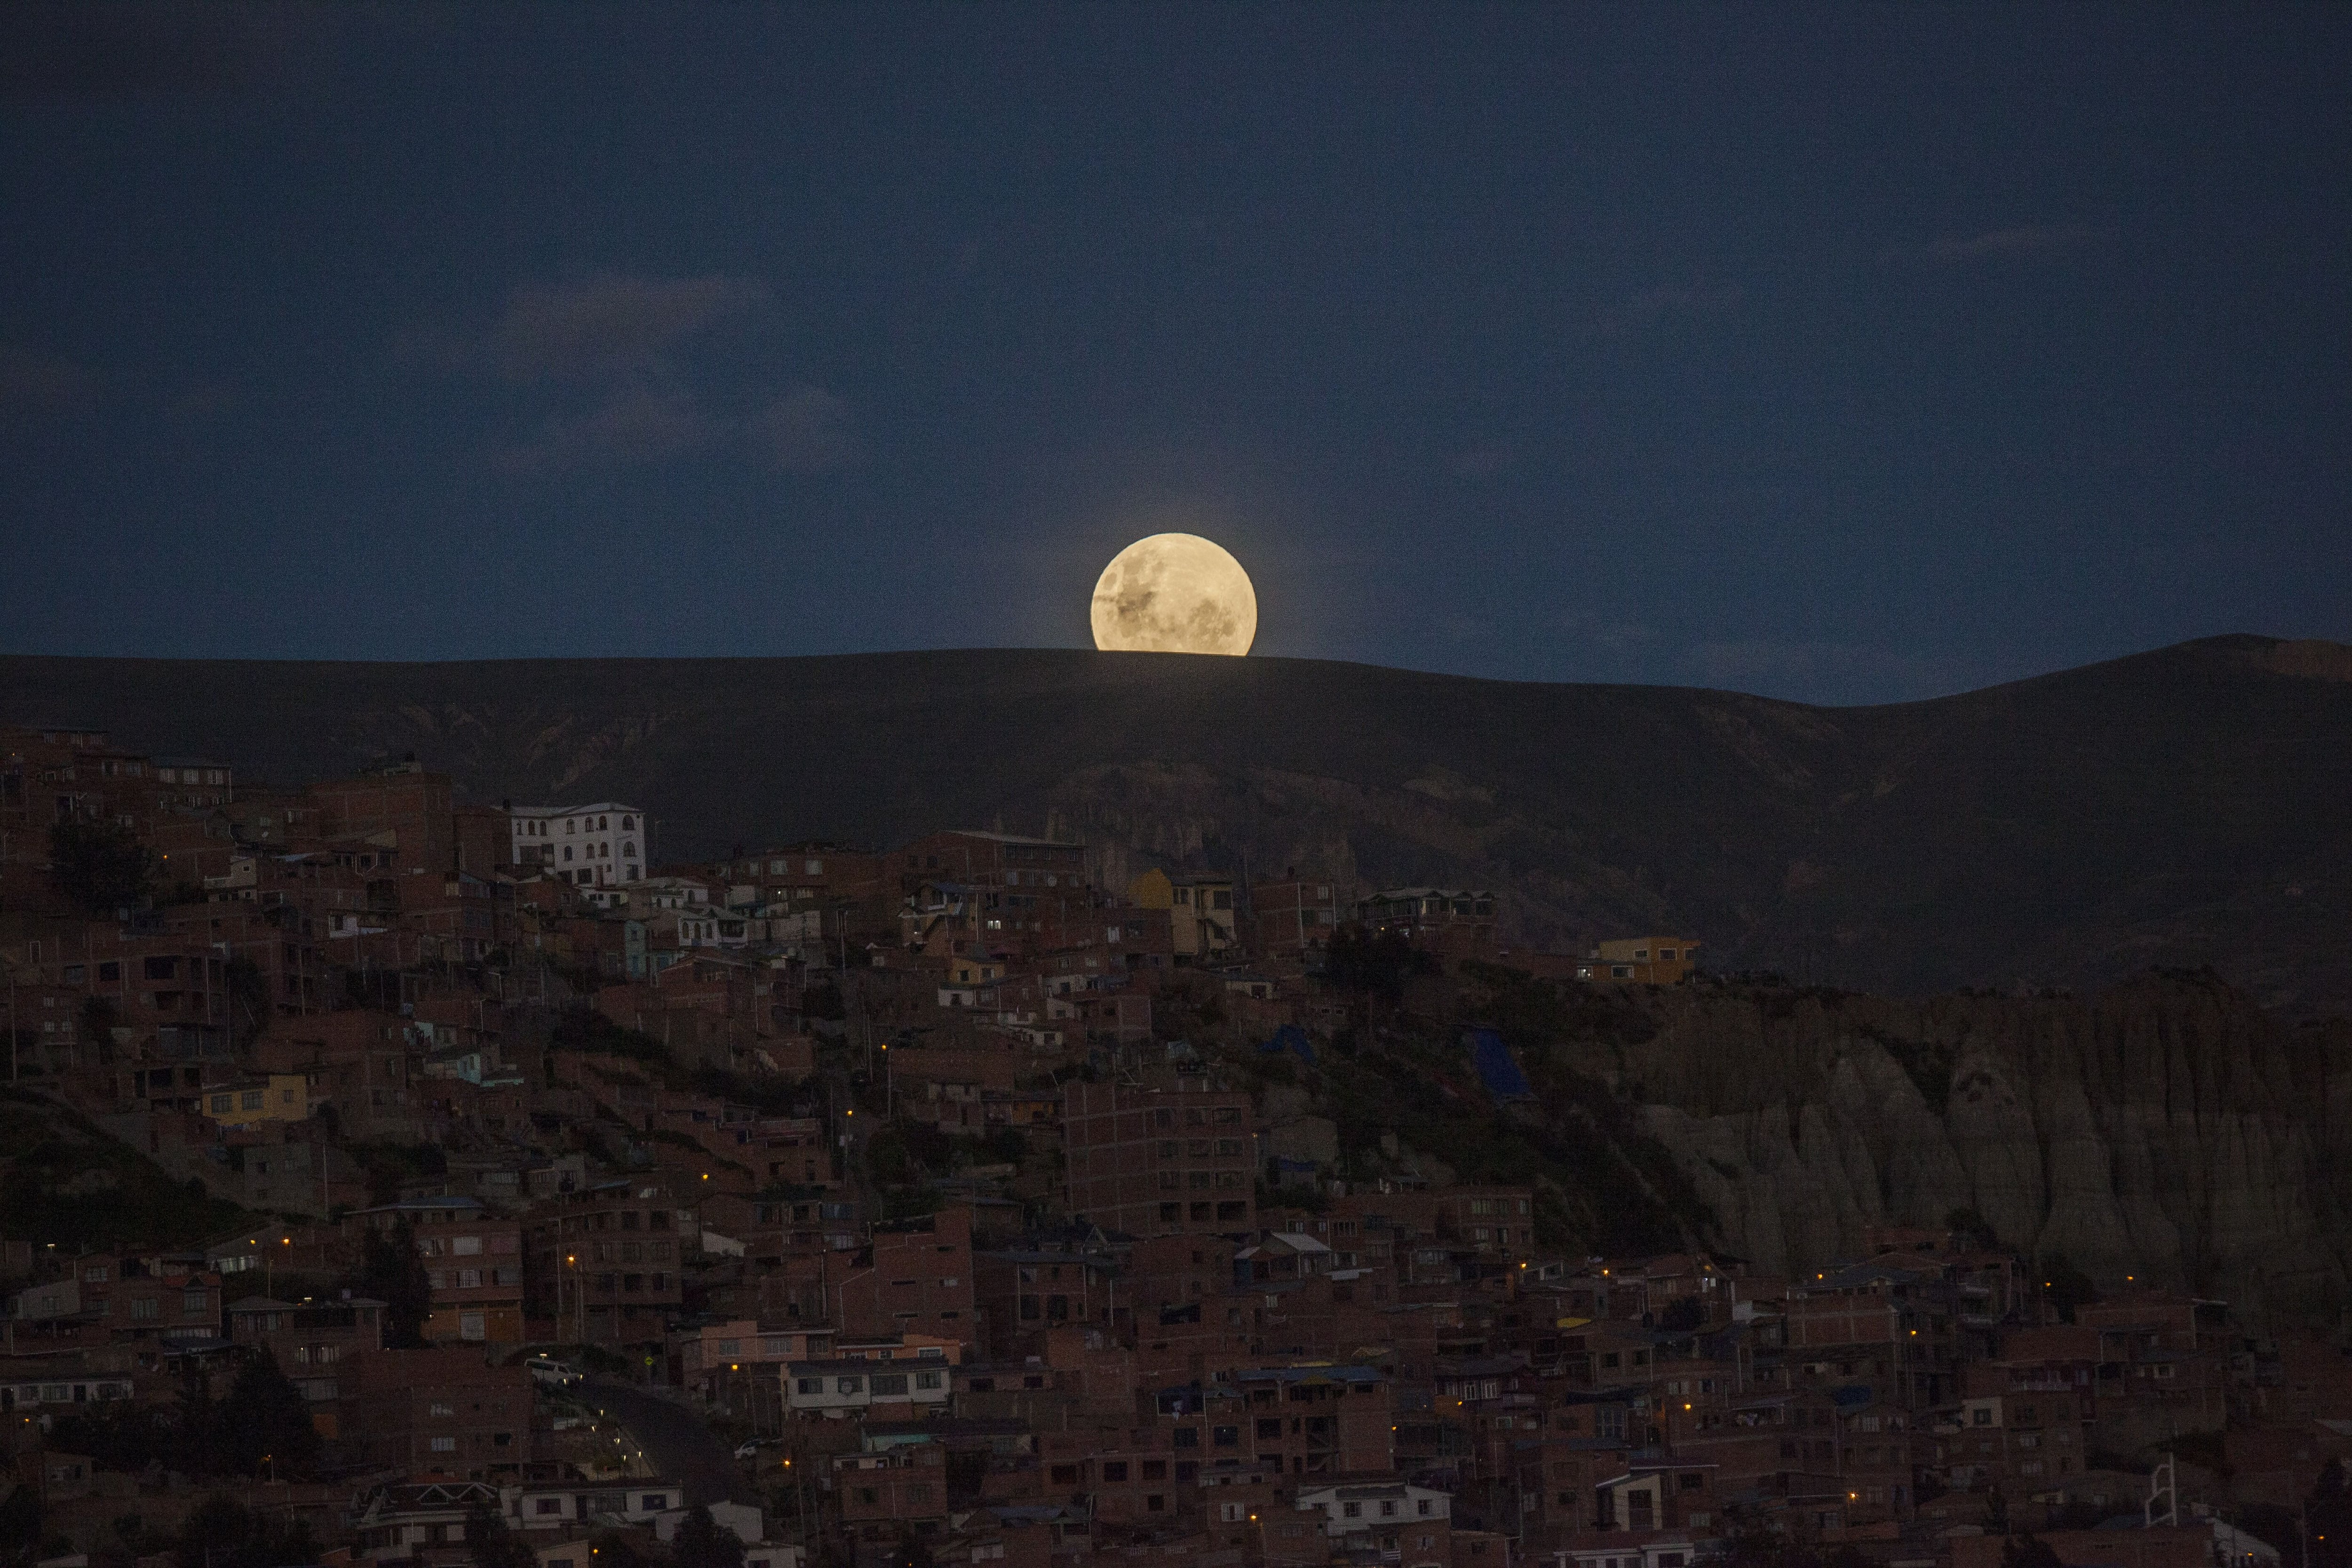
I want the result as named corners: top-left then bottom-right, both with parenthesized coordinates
top-left (1063, 1079), bottom-right (1257, 1238)
top-left (833, 1205), bottom-right (981, 1350)
top-left (337, 1346), bottom-right (534, 1478)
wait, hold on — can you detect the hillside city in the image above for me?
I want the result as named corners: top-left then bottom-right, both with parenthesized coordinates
top-left (1, 724), bottom-right (2346, 1568)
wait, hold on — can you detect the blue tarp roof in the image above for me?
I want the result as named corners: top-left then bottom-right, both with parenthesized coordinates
top-left (1260, 1024), bottom-right (1317, 1065)
top-left (1467, 1027), bottom-right (1533, 1099)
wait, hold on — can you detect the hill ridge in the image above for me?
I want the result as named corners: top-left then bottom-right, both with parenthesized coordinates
top-left (5, 634), bottom-right (2347, 1012)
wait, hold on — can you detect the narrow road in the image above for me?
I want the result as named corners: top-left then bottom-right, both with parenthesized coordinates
top-left (582, 1377), bottom-right (755, 1508)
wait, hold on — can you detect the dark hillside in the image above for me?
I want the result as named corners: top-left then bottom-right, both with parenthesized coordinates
top-left (4, 634), bottom-right (2346, 1011)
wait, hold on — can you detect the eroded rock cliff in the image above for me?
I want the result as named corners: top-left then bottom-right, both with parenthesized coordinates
top-left (1603, 976), bottom-right (2352, 1319)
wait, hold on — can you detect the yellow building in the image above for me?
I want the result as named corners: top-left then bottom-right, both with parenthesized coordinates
top-left (947, 956), bottom-right (1004, 985)
top-left (1582, 937), bottom-right (1700, 986)
top-left (1126, 868), bottom-right (1236, 961)
top-left (199, 1073), bottom-right (315, 1126)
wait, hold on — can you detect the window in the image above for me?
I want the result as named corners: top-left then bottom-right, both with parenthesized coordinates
top-left (640, 1495), bottom-right (666, 1512)
top-left (535, 1498), bottom-right (564, 1516)
top-left (430, 1436), bottom-right (456, 1452)
top-left (915, 1370), bottom-right (943, 1390)
top-left (1103, 1461), bottom-right (1129, 1481)
top-left (131, 1297), bottom-right (158, 1320)
top-left (1343, 1502), bottom-right (1363, 1519)
top-left (181, 1289), bottom-right (208, 1314)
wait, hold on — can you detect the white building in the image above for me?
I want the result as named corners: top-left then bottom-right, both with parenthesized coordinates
top-left (511, 802), bottom-right (645, 891)
top-left (1294, 1482), bottom-right (1451, 1537)
top-left (784, 1357), bottom-right (953, 1419)
top-left (1555, 1541), bottom-right (1702, 1568)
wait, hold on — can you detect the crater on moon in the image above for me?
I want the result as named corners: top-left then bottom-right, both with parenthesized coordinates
top-left (1089, 533), bottom-right (1257, 656)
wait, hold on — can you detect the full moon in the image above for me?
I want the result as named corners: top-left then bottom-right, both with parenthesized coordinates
top-left (1090, 533), bottom-right (1257, 656)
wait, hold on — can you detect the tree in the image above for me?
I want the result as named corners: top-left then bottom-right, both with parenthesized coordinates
top-left (2304, 1456), bottom-right (2352, 1568)
top-left (465, 1501), bottom-right (538, 1568)
top-left (585, 1528), bottom-right (654, 1568)
top-left (887, 1526), bottom-right (936, 1568)
top-left (0, 1481), bottom-right (41, 1550)
top-left (1322, 924), bottom-right (1435, 1003)
top-left (2036, 1253), bottom-right (2100, 1324)
top-left (1657, 1296), bottom-right (1706, 1333)
top-left (1945, 1207), bottom-right (1999, 1250)
top-left (167, 1360), bottom-right (229, 1477)
top-left (171, 1496), bottom-right (318, 1568)
top-left (48, 819), bottom-right (157, 915)
top-left (222, 955), bottom-right (271, 1046)
top-left (2001, 1534), bottom-right (2065, 1568)
top-left (222, 1349), bottom-right (321, 1479)
top-left (672, 1505), bottom-right (748, 1568)
top-left (359, 1218), bottom-right (434, 1346)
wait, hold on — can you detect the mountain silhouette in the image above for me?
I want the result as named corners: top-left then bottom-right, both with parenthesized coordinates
top-left (5, 633), bottom-right (2346, 1012)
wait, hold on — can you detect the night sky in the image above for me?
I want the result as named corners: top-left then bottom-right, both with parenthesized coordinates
top-left (3, 4), bottom-right (2346, 705)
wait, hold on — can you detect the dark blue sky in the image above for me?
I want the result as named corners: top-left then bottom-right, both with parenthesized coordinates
top-left (3, 4), bottom-right (2346, 704)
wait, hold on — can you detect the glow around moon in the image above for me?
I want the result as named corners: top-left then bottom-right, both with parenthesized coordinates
top-left (1090, 533), bottom-right (1257, 656)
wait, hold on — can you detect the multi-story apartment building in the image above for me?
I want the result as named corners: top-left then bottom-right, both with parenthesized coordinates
top-left (354, 1198), bottom-right (527, 1346)
top-left (337, 1346), bottom-right (534, 1480)
top-left (1063, 1079), bottom-right (1257, 1238)
top-left (896, 830), bottom-right (1087, 891)
top-left (1251, 873), bottom-right (1341, 956)
top-left (1357, 887), bottom-right (1496, 940)
top-left (509, 801), bottom-right (646, 890)
top-left (523, 1180), bottom-right (691, 1347)
top-left (1579, 936), bottom-right (1702, 985)
top-left (832, 1205), bottom-right (981, 1350)
top-left (1124, 869), bottom-right (1240, 962)
top-left (225, 1293), bottom-right (388, 1437)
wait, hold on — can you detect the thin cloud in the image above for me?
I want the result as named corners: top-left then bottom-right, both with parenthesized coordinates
top-left (1883, 224), bottom-right (2100, 264)
top-left (497, 384), bottom-right (722, 474)
top-left (748, 384), bottom-right (862, 473)
top-left (1561, 615), bottom-right (1656, 653)
top-left (483, 273), bottom-right (771, 383)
